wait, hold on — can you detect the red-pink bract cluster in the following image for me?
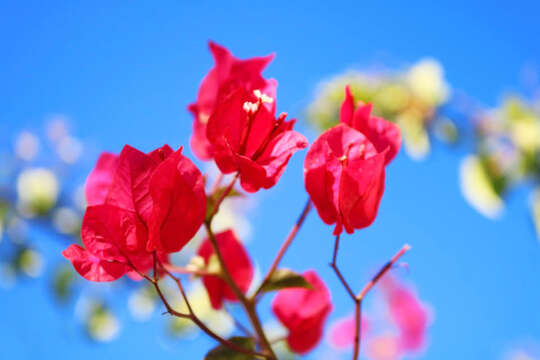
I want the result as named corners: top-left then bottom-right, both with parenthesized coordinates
top-left (305, 85), bottom-right (401, 235)
top-left (62, 42), bottom-right (419, 357)
top-left (64, 145), bottom-right (206, 281)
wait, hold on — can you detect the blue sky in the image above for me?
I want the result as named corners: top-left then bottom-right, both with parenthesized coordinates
top-left (1, 1), bottom-right (540, 359)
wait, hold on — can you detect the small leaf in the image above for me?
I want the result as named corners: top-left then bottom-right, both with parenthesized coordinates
top-left (260, 268), bottom-right (313, 293)
top-left (205, 336), bottom-right (255, 360)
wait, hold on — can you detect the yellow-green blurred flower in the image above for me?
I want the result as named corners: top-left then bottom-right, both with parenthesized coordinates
top-left (16, 168), bottom-right (59, 216)
top-left (52, 265), bottom-right (76, 302)
top-left (0, 202), bottom-right (7, 243)
top-left (16, 248), bottom-right (44, 278)
top-left (397, 108), bottom-right (430, 160)
top-left (87, 305), bottom-right (120, 342)
top-left (459, 155), bottom-right (503, 219)
top-left (405, 58), bottom-right (450, 108)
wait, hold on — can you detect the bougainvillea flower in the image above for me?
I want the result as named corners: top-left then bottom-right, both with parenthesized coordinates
top-left (366, 334), bottom-right (402, 360)
top-left (329, 314), bottom-right (370, 350)
top-left (206, 86), bottom-right (308, 192)
top-left (304, 123), bottom-right (387, 234)
top-left (272, 270), bottom-right (332, 354)
top-left (63, 144), bottom-right (206, 281)
top-left (197, 230), bottom-right (254, 310)
top-left (383, 279), bottom-right (428, 352)
top-left (340, 85), bottom-right (402, 165)
top-left (188, 41), bottom-right (275, 160)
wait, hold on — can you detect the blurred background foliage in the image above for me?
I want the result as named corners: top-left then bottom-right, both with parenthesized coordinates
top-left (306, 59), bottom-right (540, 242)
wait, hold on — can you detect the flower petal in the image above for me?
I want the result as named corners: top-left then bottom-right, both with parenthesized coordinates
top-left (85, 152), bottom-right (119, 206)
top-left (147, 148), bottom-right (206, 253)
top-left (62, 244), bottom-right (128, 282)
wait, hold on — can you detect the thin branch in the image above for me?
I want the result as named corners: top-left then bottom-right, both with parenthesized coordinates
top-left (141, 259), bottom-right (269, 359)
top-left (204, 220), bottom-right (277, 359)
top-left (253, 199), bottom-right (312, 300)
top-left (356, 244), bottom-right (411, 301)
top-left (208, 173), bottom-right (239, 219)
top-left (163, 263), bottom-right (215, 277)
top-left (353, 300), bottom-right (362, 360)
top-left (330, 234), bottom-right (357, 300)
top-left (330, 234), bottom-right (411, 360)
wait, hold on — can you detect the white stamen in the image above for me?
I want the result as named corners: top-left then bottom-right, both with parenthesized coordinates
top-left (243, 101), bottom-right (259, 113)
top-left (253, 89), bottom-right (274, 104)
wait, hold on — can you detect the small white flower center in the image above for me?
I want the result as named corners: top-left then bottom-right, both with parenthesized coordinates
top-left (253, 89), bottom-right (274, 104)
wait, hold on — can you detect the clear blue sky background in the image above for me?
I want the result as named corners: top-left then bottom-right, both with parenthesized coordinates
top-left (1, 1), bottom-right (540, 359)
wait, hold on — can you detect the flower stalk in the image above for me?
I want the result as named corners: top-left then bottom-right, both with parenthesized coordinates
top-left (331, 235), bottom-right (411, 360)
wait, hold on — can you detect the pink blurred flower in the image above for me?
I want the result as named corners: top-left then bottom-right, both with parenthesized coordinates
top-left (383, 277), bottom-right (429, 352)
top-left (367, 334), bottom-right (402, 360)
top-left (329, 314), bottom-right (370, 350)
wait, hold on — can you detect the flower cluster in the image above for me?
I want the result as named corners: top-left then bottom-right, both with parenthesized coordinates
top-left (189, 42), bottom-right (308, 193)
top-left (62, 42), bottom-right (422, 359)
top-left (64, 145), bottom-right (206, 281)
top-left (305, 85), bottom-right (401, 235)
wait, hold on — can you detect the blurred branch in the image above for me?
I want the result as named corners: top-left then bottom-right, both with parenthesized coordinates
top-left (330, 234), bottom-right (411, 360)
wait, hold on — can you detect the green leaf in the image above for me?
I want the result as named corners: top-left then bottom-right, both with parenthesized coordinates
top-left (205, 336), bottom-right (255, 360)
top-left (260, 268), bottom-right (313, 293)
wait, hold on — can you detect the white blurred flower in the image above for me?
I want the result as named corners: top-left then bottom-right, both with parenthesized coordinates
top-left (56, 136), bottom-right (83, 164)
top-left (397, 108), bottom-right (430, 160)
top-left (14, 131), bottom-right (40, 161)
top-left (128, 287), bottom-right (156, 321)
top-left (87, 307), bottom-right (120, 342)
top-left (406, 58), bottom-right (450, 107)
top-left (16, 168), bottom-right (59, 216)
top-left (6, 216), bottom-right (27, 244)
top-left (510, 118), bottom-right (540, 153)
top-left (46, 115), bottom-right (69, 143)
top-left (460, 155), bottom-right (503, 219)
top-left (212, 199), bottom-right (252, 242)
top-left (52, 207), bottom-right (80, 234)
top-left (73, 184), bottom-right (87, 211)
top-left (530, 189), bottom-right (540, 242)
